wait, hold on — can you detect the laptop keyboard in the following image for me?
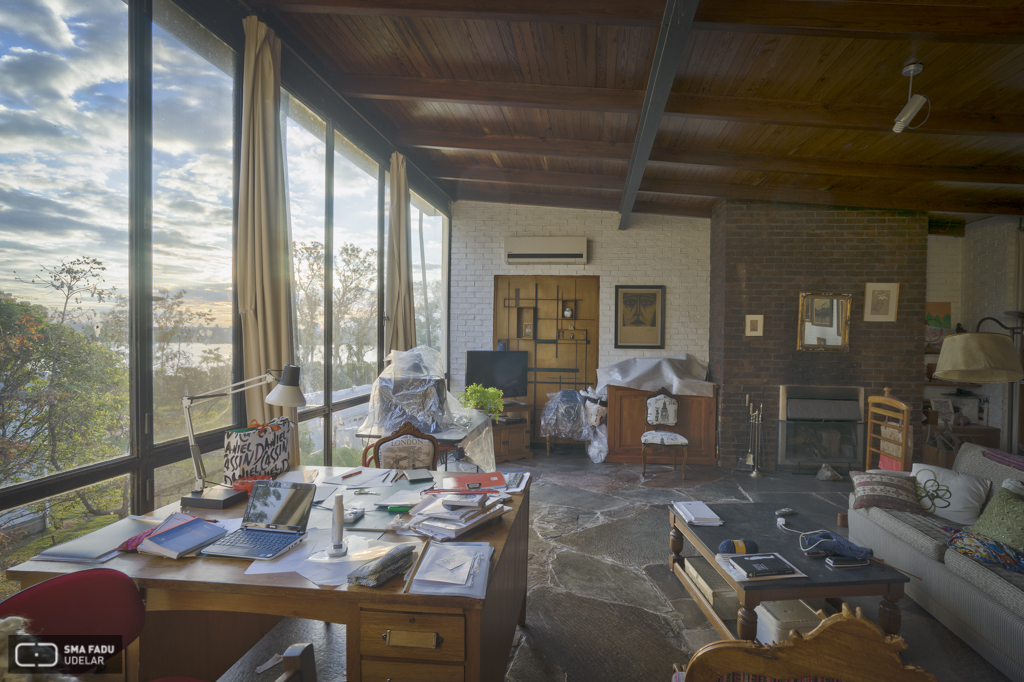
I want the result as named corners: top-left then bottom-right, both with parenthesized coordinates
top-left (217, 529), bottom-right (294, 550)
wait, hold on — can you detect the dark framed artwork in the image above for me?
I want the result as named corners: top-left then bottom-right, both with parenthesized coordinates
top-left (810, 297), bottom-right (834, 327)
top-left (615, 285), bottom-right (666, 349)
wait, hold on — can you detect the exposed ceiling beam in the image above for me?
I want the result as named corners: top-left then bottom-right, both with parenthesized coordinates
top-left (401, 133), bottom-right (1024, 186)
top-left (693, 0), bottom-right (1024, 44)
top-left (639, 178), bottom-right (1024, 215)
top-left (664, 93), bottom-right (1024, 136)
top-left (337, 74), bottom-right (643, 112)
top-left (618, 0), bottom-right (697, 229)
top-left (650, 149), bottom-right (1024, 186)
top-left (431, 165), bottom-right (626, 190)
top-left (344, 75), bottom-right (1024, 135)
top-left (256, 0), bottom-right (663, 26)
top-left (391, 130), bottom-right (634, 158)
top-left (454, 186), bottom-right (714, 218)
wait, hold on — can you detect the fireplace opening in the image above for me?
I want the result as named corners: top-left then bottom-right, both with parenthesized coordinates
top-left (777, 385), bottom-right (865, 472)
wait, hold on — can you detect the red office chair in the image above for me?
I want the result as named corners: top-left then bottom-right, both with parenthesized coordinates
top-left (0, 568), bottom-right (316, 681)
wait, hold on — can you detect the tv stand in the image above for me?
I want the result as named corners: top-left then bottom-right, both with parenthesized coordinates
top-left (493, 407), bottom-right (533, 462)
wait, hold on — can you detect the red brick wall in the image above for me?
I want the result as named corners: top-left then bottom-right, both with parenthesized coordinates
top-left (709, 200), bottom-right (929, 469)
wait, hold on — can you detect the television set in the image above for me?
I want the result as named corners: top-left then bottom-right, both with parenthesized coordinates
top-left (465, 351), bottom-right (528, 397)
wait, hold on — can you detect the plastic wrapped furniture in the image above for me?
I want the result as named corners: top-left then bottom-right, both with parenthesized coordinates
top-left (539, 390), bottom-right (586, 441)
top-left (360, 346), bottom-right (472, 435)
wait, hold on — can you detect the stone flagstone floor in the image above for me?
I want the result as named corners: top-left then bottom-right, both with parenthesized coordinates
top-left (219, 449), bottom-right (1009, 682)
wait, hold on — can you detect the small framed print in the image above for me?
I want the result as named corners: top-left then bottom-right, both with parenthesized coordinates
top-left (615, 285), bottom-right (666, 349)
top-left (523, 323), bottom-right (533, 338)
top-left (745, 315), bottom-right (764, 336)
top-left (864, 282), bottom-right (899, 322)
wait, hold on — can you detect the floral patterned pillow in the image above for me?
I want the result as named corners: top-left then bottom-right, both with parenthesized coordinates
top-left (945, 527), bottom-right (1024, 574)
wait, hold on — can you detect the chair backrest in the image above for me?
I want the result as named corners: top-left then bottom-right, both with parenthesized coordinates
top-left (866, 387), bottom-right (913, 472)
top-left (368, 421), bottom-right (439, 470)
top-left (646, 388), bottom-right (679, 427)
top-left (682, 604), bottom-right (936, 682)
top-left (0, 568), bottom-right (145, 674)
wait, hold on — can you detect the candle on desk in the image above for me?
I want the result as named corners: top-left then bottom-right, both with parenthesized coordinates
top-left (333, 494), bottom-right (345, 549)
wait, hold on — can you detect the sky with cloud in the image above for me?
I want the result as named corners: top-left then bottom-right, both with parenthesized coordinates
top-left (1, 0), bottom-right (445, 332)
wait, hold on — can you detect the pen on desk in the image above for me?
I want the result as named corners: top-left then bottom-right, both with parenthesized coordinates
top-left (340, 470), bottom-right (361, 480)
top-left (402, 538), bottom-right (431, 594)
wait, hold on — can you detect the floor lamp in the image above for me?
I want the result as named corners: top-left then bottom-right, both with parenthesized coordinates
top-left (933, 316), bottom-right (1024, 453)
top-left (180, 365), bottom-right (307, 509)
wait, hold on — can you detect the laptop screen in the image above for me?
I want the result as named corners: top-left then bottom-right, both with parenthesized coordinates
top-left (242, 480), bottom-right (315, 532)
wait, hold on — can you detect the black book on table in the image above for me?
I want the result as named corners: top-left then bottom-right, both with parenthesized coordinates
top-left (729, 553), bottom-right (796, 578)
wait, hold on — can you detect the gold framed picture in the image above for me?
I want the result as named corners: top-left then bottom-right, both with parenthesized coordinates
top-left (864, 282), bottom-right (899, 322)
top-left (614, 285), bottom-right (665, 349)
top-left (745, 314), bottom-right (764, 336)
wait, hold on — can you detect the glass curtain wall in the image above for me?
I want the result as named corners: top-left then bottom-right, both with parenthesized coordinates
top-left (0, 0), bottom-right (131, 499)
top-left (410, 192), bottom-right (447, 357)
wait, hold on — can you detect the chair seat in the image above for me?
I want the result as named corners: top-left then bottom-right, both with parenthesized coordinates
top-left (641, 430), bottom-right (688, 446)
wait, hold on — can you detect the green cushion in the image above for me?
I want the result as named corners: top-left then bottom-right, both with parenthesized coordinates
top-left (971, 486), bottom-right (1024, 550)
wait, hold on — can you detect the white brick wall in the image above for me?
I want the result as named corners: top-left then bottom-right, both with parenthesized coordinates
top-left (448, 201), bottom-right (710, 392)
top-left (960, 217), bottom-right (1022, 449)
top-left (926, 235), bottom-right (962, 324)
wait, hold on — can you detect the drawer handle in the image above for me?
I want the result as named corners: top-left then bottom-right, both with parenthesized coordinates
top-left (381, 629), bottom-right (444, 649)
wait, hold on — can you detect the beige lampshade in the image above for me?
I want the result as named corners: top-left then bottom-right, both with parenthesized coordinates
top-left (933, 332), bottom-right (1024, 383)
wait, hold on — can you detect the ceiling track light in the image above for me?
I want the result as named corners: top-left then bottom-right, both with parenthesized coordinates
top-left (893, 63), bottom-right (930, 133)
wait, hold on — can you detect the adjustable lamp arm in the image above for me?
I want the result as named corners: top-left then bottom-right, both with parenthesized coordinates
top-left (976, 316), bottom-right (1024, 336)
top-left (181, 370), bottom-right (279, 494)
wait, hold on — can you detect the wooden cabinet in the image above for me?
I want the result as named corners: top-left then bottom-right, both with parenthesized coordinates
top-left (492, 408), bottom-right (533, 462)
top-left (606, 385), bottom-right (717, 465)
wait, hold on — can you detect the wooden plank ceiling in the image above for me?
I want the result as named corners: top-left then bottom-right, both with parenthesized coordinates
top-left (259, 0), bottom-right (1024, 224)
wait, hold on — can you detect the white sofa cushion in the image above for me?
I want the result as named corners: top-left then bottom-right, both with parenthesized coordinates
top-left (864, 507), bottom-right (963, 562)
top-left (912, 463), bottom-right (991, 525)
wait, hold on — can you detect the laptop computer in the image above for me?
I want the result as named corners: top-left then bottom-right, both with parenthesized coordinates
top-left (203, 479), bottom-right (316, 560)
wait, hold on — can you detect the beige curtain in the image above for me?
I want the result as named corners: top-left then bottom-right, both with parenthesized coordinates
top-left (237, 16), bottom-right (298, 463)
top-left (385, 151), bottom-right (417, 354)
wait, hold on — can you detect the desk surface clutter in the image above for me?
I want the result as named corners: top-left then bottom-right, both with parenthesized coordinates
top-left (8, 466), bottom-right (533, 682)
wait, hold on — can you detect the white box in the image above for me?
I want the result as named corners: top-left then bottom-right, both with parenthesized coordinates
top-left (754, 600), bottom-right (823, 645)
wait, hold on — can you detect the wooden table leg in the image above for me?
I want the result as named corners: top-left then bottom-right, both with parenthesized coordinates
top-left (670, 524), bottom-right (684, 566)
top-left (878, 583), bottom-right (904, 635)
top-left (737, 594), bottom-right (760, 641)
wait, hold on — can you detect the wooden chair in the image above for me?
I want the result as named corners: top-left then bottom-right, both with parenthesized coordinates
top-left (675, 604), bottom-right (936, 682)
top-left (641, 388), bottom-right (689, 478)
top-left (866, 387), bottom-right (913, 472)
top-left (365, 421), bottom-right (439, 470)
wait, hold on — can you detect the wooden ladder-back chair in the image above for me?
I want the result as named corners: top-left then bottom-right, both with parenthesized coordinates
top-left (675, 604), bottom-right (936, 682)
top-left (866, 387), bottom-right (913, 472)
top-left (365, 421), bottom-right (439, 470)
top-left (641, 388), bottom-right (690, 479)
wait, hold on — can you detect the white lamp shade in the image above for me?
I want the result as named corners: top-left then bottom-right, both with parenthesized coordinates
top-left (933, 332), bottom-right (1024, 383)
top-left (266, 382), bottom-right (307, 407)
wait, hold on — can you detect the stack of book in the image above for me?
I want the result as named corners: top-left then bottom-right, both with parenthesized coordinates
top-left (672, 501), bottom-right (723, 526)
top-left (407, 494), bottom-right (510, 540)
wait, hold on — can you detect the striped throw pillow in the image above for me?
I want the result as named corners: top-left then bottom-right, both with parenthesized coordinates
top-left (851, 471), bottom-right (924, 513)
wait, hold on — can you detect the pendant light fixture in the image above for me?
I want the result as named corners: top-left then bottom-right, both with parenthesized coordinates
top-left (893, 63), bottom-right (930, 133)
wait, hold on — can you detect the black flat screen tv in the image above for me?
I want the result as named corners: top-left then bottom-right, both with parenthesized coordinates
top-left (465, 351), bottom-right (528, 397)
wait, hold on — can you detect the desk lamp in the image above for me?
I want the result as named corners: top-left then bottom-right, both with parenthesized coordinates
top-left (180, 365), bottom-right (307, 508)
top-left (933, 314), bottom-right (1024, 452)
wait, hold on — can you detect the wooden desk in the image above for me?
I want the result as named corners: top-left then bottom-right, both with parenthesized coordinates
top-left (6, 467), bottom-right (530, 682)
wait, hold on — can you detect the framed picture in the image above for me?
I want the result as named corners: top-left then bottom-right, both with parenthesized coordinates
top-left (810, 298), bottom-right (834, 327)
top-left (615, 285), bottom-right (665, 349)
top-left (931, 398), bottom-right (955, 425)
top-left (745, 314), bottom-right (764, 337)
top-left (523, 323), bottom-right (533, 338)
top-left (864, 282), bottom-right (899, 322)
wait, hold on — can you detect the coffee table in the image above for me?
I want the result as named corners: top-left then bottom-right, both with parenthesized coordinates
top-left (669, 502), bottom-right (909, 641)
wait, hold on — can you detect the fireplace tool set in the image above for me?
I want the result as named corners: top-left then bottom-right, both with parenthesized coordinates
top-left (741, 396), bottom-right (764, 477)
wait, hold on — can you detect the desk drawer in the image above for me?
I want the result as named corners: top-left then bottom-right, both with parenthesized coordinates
top-left (361, 660), bottom-right (464, 682)
top-left (360, 611), bottom-right (465, 662)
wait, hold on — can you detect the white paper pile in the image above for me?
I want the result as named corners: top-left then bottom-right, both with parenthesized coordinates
top-left (405, 495), bottom-right (509, 540)
top-left (672, 501), bottom-right (722, 526)
top-left (407, 542), bottom-right (493, 598)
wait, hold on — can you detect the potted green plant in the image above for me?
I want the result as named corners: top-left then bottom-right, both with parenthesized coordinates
top-left (457, 383), bottom-right (504, 422)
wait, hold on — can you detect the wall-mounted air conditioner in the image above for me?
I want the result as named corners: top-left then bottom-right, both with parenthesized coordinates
top-left (504, 237), bottom-right (587, 265)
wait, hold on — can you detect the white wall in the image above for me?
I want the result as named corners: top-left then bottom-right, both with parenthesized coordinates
top-left (926, 234), bottom-right (962, 324)
top-left (961, 216), bottom-right (1023, 450)
top-left (448, 201), bottom-right (710, 392)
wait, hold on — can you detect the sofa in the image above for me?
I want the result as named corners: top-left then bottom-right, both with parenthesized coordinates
top-left (848, 443), bottom-right (1024, 682)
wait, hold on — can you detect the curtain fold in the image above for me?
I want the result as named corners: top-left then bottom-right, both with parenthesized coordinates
top-left (237, 16), bottom-right (298, 463)
top-left (385, 151), bottom-right (417, 354)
